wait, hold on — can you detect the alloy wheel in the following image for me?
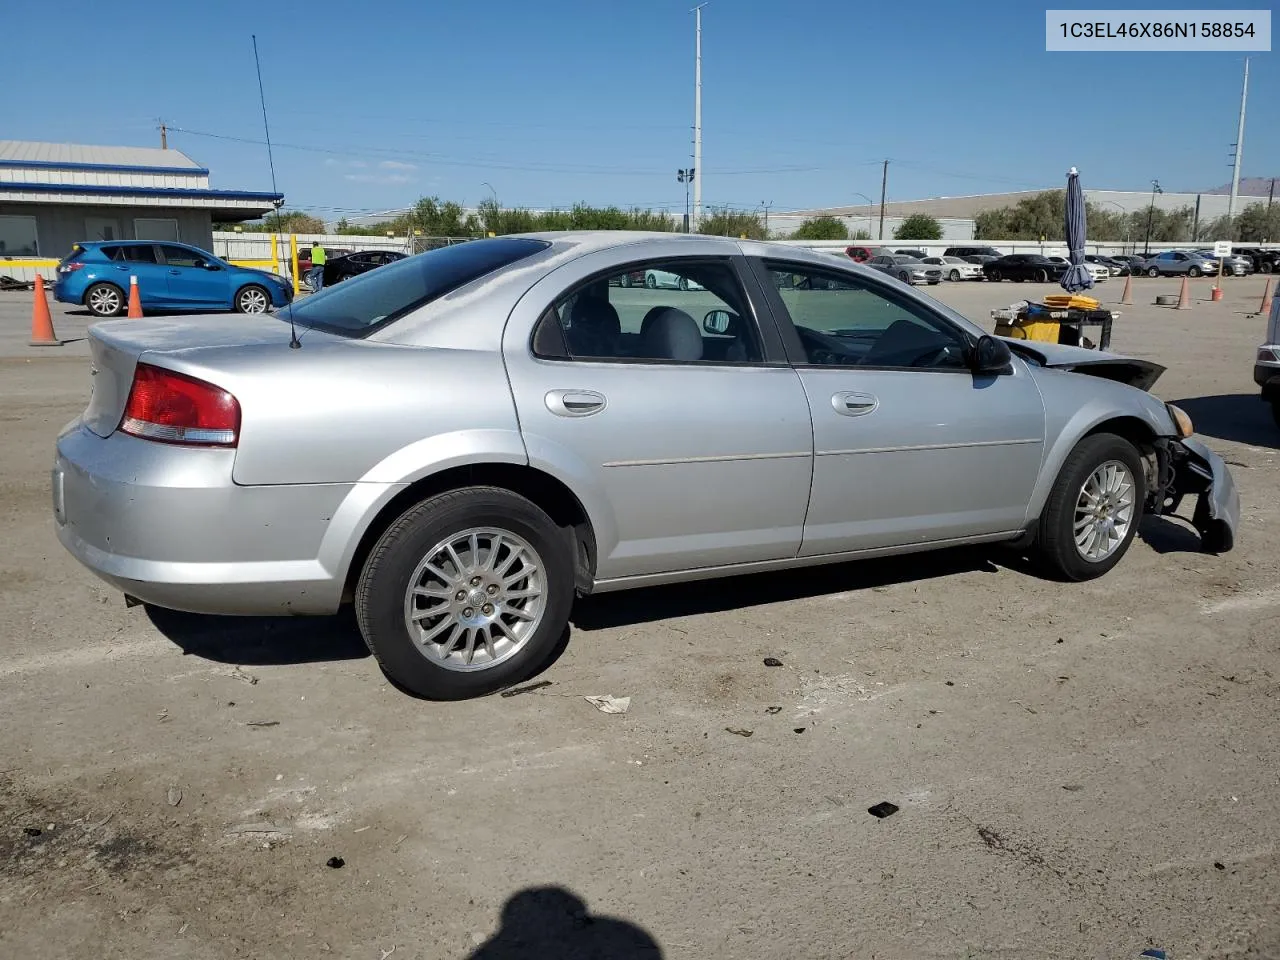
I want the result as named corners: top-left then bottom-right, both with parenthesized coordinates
top-left (88, 286), bottom-right (122, 316)
top-left (402, 527), bottom-right (546, 672)
top-left (1073, 460), bottom-right (1136, 562)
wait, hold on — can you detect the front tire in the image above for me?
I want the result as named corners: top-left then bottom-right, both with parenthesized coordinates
top-left (84, 282), bottom-right (125, 317)
top-left (1147, 267), bottom-right (1160, 278)
top-left (1188, 266), bottom-right (1201, 278)
top-left (1032, 433), bottom-right (1144, 581)
top-left (988, 269), bottom-right (1002, 282)
top-left (644, 273), bottom-right (657, 289)
top-left (355, 487), bottom-right (575, 700)
top-left (235, 284), bottom-right (271, 314)
top-left (949, 269), bottom-right (960, 281)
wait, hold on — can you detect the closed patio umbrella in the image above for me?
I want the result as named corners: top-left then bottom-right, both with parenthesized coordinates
top-left (1061, 166), bottom-right (1094, 293)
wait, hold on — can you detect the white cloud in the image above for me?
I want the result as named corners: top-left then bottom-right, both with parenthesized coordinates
top-left (379, 160), bottom-right (417, 171)
top-left (324, 158), bottom-right (339, 167)
top-left (349, 160), bottom-right (368, 169)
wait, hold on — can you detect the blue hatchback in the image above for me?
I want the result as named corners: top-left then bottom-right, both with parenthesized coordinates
top-left (53, 240), bottom-right (294, 317)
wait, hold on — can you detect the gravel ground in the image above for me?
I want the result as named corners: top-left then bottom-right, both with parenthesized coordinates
top-left (1, 276), bottom-right (1277, 960)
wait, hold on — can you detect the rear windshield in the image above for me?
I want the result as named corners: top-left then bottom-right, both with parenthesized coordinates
top-left (284, 237), bottom-right (549, 336)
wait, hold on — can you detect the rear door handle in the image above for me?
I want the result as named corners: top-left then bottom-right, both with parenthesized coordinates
top-left (546, 389), bottom-right (607, 417)
top-left (115, 265), bottom-right (129, 271)
top-left (832, 392), bottom-right (879, 417)
top-left (168, 269), bottom-right (181, 275)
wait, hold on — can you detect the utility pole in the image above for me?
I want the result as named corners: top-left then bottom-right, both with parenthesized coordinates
top-left (877, 159), bottom-right (889, 240)
top-left (1144, 179), bottom-right (1162, 255)
top-left (692, 4), bottom-right (705, 231)
top-left (1226, 57), bottom-right (1249, 239)
top-left (1267, 176), bottom-right (1275, 213)
top-left (760, 201), bottom-right (773, 237)
top-left (158, 119), bottom-right (167, 150)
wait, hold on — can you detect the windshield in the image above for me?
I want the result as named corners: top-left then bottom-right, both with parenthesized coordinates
top-left (283, 237), bottom-right (549, 335)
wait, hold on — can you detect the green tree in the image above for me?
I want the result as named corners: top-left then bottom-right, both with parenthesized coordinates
top-left (850, 228), bottom-right (873, 241)
top-left (791, 216), bottom-right (848, 241)
top-left (698, 208), bottom-right (767, 240)
top-left (262, 210), bottom-right (327, 234)
top-left (1203, 202), bottom-right (1280, 243)
top-left (893, 214), bottom-right (943, 240)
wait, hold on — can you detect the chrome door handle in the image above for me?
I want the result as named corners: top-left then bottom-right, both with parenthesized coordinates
top-left (168, 269), bottom-right (181, 275)
top-left (832, 392), bottom-right (878, 416)
top-left (546, 389), bottom-right (607, 417)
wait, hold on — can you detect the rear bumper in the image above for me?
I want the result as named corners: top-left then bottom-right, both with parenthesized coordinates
top-left (1253, 355), bottom-right (1280, 394)
top-left (52, 422), bottom-right (363, 615)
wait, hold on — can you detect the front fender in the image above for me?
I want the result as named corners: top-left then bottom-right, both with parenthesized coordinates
top-left (1024, 367), bottom-right (1178, 523)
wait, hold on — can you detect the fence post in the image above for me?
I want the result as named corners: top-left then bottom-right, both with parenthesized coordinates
top-left (270, 234), bottom-right (279, 276)
top-left (290, 234), bottom-right (299, 296)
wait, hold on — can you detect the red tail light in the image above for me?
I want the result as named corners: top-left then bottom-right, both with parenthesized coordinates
top-left (120, 363), bottom-right (240, 447)
top-left (58, 262), bottom-right (85, 274)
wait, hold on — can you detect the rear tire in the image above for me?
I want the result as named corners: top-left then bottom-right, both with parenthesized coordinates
top-left (84, 282), bottom-right (125, 317)
top-left (988, 269), bottom-right (1002, 282)
top-left (355, 486), bottom-right (574, 700)
top-left (1036, 268), bottom-right (1049, 283)
top-left (1147, 267), bottom-right (1160, 278)
top-left (645, 273), bottom-right (657, 289)
top-left (1032, 433), bottom-right (1144, 582)
top-left (235, 284), bottom-right (271, 314)
top-left (1261, 261), bottom-right (1274, 274)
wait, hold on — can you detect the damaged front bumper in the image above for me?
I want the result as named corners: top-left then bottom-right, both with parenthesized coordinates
top-left (1151, 436), bottom-right (1240, 553)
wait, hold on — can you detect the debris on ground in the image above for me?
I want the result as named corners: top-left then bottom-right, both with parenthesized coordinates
top-left (500, 680), bottom-right (553, 698)
top-left (227, 666), bottom-right (259, 686)
top-left (166, 786), bottom-right (183, 807)
top-left (725, 727), bottom-right (754, 738)
top-left (867, 801), bottom-right (899, 819)
top-left (944, 680), bottom-right (955, 686)
top-left (244, 720), bottom-right (279, 727)
top-left (584, 695), bottom-right (630, 715)
top-left (23, 827), bottom-right (42, 837)
top-left (1214, 861), bottom-right (1226, 870)
top-left (793, 727), bottom-right (806, 734)
top-left (326, 856), bottom-right (345, 869)
top-left (1062, 784), bottom-right (1084, 792)
top-left (762, 657), bottom-right (784, 667)
top-left (227, 823), bottom-right (293, 836)
top-left (1140, 950), bottom-right (1168, 959)
top-left (766, 706), bottom-right (782, 715)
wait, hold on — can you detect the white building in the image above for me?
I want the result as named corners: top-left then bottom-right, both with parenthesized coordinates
top-left (0, 140), bottom-right (282, 270)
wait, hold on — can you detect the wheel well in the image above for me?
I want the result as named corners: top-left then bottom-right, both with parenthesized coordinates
top-left (1085, 416), bottom-right (1160, 493)
top-left (341, 463), bottom-right (597, 603)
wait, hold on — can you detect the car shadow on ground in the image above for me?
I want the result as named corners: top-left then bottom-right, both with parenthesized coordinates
top-left (571, 547), bottom-right (1002, 631)
top-left (1171, 394), bottom-right (1278, 450)
top-left (146, 604), bottom-right (370, 665)
top-left (1139, 514), bottom-right (1205, 554)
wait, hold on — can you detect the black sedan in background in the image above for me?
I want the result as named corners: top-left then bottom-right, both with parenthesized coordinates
top-left (323, 249), bottom-right (408, 286)
top-left (982, 254), bottom-right (1070, 283)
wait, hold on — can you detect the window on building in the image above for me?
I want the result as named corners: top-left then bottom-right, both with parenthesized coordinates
top-left (134, 218), bottom-right (180, 242)
top-left (0, 216), bottom-right (39, 257)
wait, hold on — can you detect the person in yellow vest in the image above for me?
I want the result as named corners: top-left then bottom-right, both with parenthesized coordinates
top-left (308, 242), bottom-right (327, 292)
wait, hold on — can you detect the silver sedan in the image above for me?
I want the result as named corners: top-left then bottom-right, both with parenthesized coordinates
top-left (53, 233), bottom-right (1239, 700)
top-left (866, 254), bottom-right (942, 285)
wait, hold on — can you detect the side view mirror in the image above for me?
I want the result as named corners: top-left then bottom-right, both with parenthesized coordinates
top-left (703, 309), bottom-right (732, 335)
top-left (970, 334), bottom-right (1013, 375)
top-left (202, 262), bottom-right (222, 271)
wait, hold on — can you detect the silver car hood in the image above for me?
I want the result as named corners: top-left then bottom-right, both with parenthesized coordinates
top-left (1002, 339), bottom-right (1166, 392)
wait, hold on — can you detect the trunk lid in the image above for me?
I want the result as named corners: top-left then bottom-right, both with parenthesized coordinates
top-left (82, 314), bottom-right (296, 438)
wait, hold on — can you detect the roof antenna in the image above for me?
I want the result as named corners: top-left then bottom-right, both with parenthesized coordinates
top-left (287, 306), bottom-right (301, 349)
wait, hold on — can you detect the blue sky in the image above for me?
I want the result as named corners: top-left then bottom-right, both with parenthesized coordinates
top-left (5, 0), bottom-right (1274, 219)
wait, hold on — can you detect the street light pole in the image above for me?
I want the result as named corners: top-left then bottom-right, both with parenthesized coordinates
top-left (1100, 199), bottom-right (1129, 252)
top-left (1144, 179), bottom-right (1162, 256)
top-left (761, 201), bottom-right (773, 237)
top-left (677, 168), bottom-right (694, 232)
top-left (849, 191), bottom-right (875, 240)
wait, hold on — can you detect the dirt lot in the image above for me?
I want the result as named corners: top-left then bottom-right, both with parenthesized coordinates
top-left (1, 277), bottom-right (1277, 959)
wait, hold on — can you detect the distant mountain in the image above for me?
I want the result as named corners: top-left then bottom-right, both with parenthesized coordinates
top-left (1201, 176), bottom-right (1276, 196)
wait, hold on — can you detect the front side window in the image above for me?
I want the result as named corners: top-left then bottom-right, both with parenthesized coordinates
top-left (765, 262), bottom-right (969, 370)
top-left (159, 244), bottom-right (206, 268)
top-left (534, 259), bottom-right (762, 364)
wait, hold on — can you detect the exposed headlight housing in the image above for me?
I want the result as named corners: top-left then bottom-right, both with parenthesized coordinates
top-left (1167, 403), bottom-right (1194, 438)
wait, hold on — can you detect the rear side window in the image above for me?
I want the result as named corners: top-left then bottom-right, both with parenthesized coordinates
top-left (119, 245), bottom-right (157, 264)
top-left (285, 237), bottom-right (550, 336)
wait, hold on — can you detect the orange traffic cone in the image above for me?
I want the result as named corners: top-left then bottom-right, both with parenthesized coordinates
top-left (29, 275), bottom-right (62, 346)
top-left (1260, 277), bottom-right (1274, 315)
top-left (1176, 275), bottom-right (1192, 310)
top-left (1119, 272), bottom-right (1133, 305)
top-left (127, 275), bottom-right (143, 318)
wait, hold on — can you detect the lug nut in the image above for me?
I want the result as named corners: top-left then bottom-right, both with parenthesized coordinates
top-left (462, 607), bottom-right (474, 618)
top-left (482, 604), bottom-right (494, 615)
top-left (455, 590), bottom-right (466, 602)
top-left (486, 584), bottom-right (499, 595)
top-left (470, 576), bottom-right (482, 586)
